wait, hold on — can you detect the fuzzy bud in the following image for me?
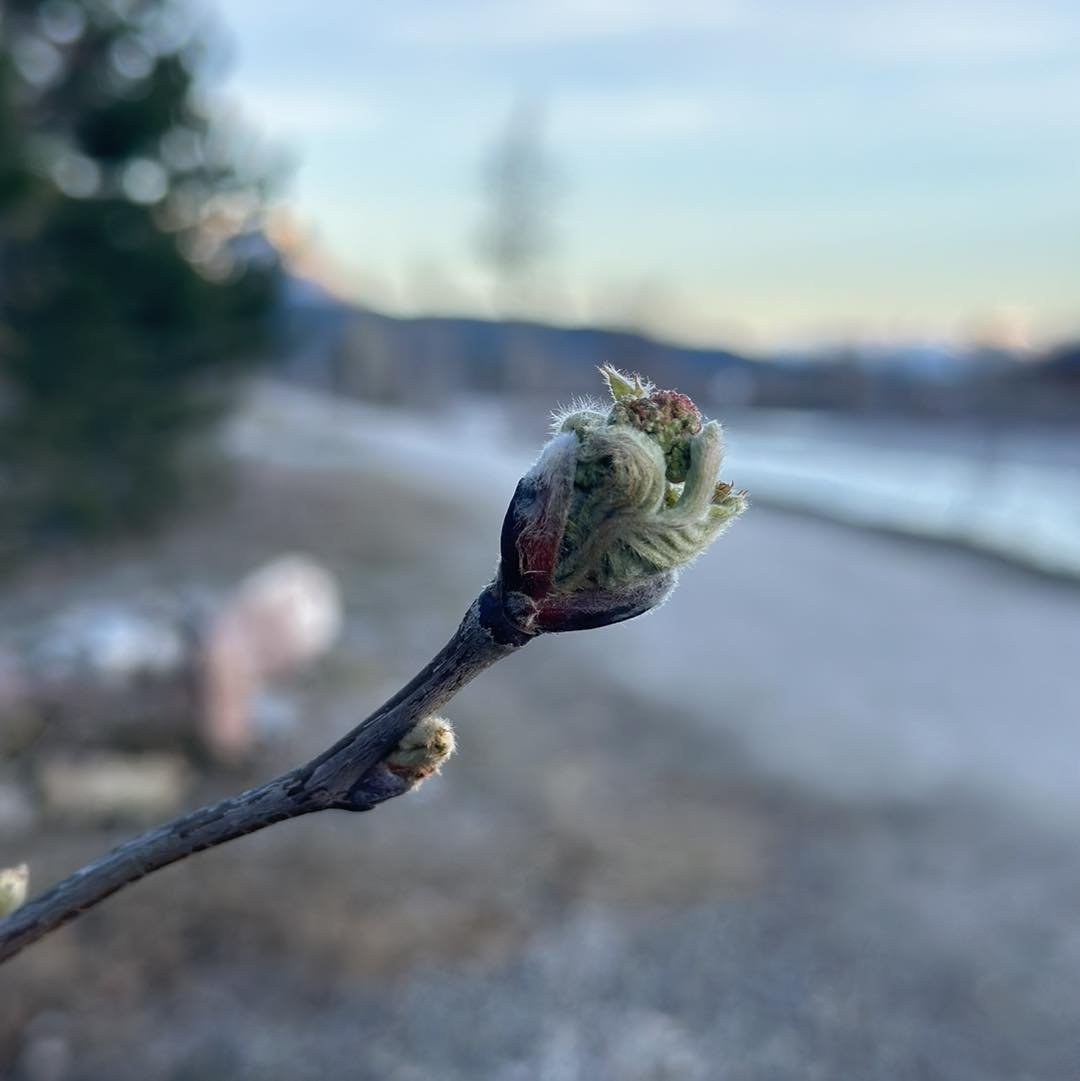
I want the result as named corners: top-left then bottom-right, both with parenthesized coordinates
top-left (385, 716), bottom-right (456, 786)
top-left (0, 864), bottom-right (28, 917)
top-left (491, 366), bottom-right (747, 639)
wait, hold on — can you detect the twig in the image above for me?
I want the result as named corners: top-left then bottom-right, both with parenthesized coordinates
top-left (0, 365), bottom-right (748, 965)
top-left (0, 590), bottom-right (526, 964)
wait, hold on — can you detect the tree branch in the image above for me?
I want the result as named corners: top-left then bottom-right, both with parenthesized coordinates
top-left (0, 365), bottom-right (747, 966)
top-left (0, 589), bottom-right (526, 964)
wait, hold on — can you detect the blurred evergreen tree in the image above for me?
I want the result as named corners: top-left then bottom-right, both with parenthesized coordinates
top-left (0, 0), bottom-right (279, 555)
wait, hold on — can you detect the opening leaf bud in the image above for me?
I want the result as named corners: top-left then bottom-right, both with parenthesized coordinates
top-left (493, 366), bottom-right (746, 638)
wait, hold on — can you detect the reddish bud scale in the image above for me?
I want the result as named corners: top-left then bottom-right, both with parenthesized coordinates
top-left (493, 430), bottom-right (676, 638)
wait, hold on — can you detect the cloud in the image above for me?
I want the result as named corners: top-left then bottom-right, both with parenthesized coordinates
top-left (840, 1), bottom-right (1077, 63)
top-left (550, 90), bottom-right (750, 142)
top-left (760, 0), bottom-right (1080, 65)
top-left (386, 0), bottom-right (1078, 65)
top-left (391, 0), bottom-right (740, 46)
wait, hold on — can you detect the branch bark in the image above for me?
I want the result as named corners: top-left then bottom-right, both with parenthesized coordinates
top-left (0, 588), bottom-right (528, 965)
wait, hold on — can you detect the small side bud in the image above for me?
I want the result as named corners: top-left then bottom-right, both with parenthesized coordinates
top-left (0, 864), bottom-right (28, 917)
top-left (386, 716), bottom-right (456, 786)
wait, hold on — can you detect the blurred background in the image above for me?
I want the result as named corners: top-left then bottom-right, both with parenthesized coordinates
top-left (1, 1), bottom-right (1079, 1078)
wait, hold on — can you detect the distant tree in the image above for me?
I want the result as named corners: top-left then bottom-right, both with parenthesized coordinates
top-left (476, 100), bottom-right (557, 317)
top-left (0, 0), bottom-right (279, 556)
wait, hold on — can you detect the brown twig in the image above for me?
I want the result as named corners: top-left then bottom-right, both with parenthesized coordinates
top-left (0, 364), bottom-right (747, 965)
top-left (0, 590), bottom-right (527, 964)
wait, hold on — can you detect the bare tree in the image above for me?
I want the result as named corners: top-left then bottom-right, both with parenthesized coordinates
top-left (476, 100), bottom-right (558, 317)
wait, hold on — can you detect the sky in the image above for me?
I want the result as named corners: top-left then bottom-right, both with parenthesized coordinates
top-left (212, 0), bottom-right (1080, 351)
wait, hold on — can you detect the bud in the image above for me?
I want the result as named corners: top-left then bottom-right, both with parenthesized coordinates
top-left (0, 864), bottom-right (28, 917)
top-left (385, 716), bottom-right (456, 786)
top-left (492, 366), bottom-right (746, 638)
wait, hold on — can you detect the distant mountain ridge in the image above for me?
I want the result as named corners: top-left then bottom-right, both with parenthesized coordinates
top-left (273, 275), bottom-right (1079, 419)
top-left (275, 275), bottom-right (752, 405)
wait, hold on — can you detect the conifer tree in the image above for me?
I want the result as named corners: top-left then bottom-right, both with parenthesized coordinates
top-left (0, 0), bottom-right (278, 552)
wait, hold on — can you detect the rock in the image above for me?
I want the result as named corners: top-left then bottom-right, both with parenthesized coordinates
top-left (27, 604), bottom-right (185, 687)
top-left (215, 554), bottom-right (343, 681)
top-left (198, 554), bottom-right (342, 761)
top-left (0, 554), bottom-right (342, 767)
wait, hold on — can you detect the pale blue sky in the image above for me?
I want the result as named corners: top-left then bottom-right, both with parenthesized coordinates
top-left (214, 0), bottom-right (1080, 350)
